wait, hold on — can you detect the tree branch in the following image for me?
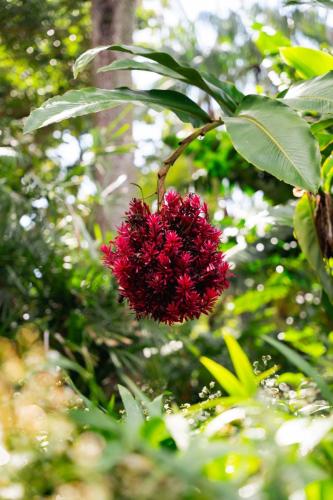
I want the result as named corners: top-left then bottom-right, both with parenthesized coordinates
top-left (157, 119), bottom-right (223, 208)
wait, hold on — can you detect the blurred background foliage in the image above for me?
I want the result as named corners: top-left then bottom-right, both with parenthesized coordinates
top-left (1, 0), bottom-right (333, 498)
top-left (1, 0), bottom-right (332, 400)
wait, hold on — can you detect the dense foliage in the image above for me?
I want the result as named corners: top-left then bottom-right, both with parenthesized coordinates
top-left (1, 0), bottom-right (333, 499)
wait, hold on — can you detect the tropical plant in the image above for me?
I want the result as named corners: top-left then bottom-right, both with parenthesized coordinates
top-left (24, 43), bottom-right (333, 306)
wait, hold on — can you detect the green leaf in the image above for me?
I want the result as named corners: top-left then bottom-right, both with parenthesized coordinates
top-left (73, 45), bottom-right (111, 78)
top-left (263, 336), bottom-right (333, 405)
top-left (280, 47), bottom-right (333, 79)
top-left (201, 72), bottom-right (244, 113)
top-left (285, 0), bottom-right (333, 8)
top-left (306, 480), bottom-right (333, 500)
top-left (283, 71), bottom-right (333, 114)
top-left (254, 28), bottom-right (291, 56)
top-left (97, 58), bottom-right (184, 79)
top-left (200, 356), bottom-right (247, 397)
top-left (97, 59), bottom-right (244, 115)
top-left (310, 117), bottom-right (333, 135)
top-left (121, 375), bottom-right (163, 418)
top-left (224, 95), bottom-right (321, 192)
top-left (23, 87), bottom-right (211, 133)
top-left (256, 364), bottom-right (280, 383)
top-left (118, 384), bottom-right (144, 427)
top-left (73, 44), bottom-right (242, 114)
top-left (294, 194), bottom-right (333, 301)
top-left (141, 417), bottom-right (170, 447)
top-left (224, 334), bottom-right (257, 396)
top-left (185, 396), bottom-right (242, 413)
top-left (70, 408), bottom-right (118, 432)
top-left (322, 154), bottom-right (333, 193)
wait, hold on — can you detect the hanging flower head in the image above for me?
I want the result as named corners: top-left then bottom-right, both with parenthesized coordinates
top-left (102, 192), bottom-right (230, 324)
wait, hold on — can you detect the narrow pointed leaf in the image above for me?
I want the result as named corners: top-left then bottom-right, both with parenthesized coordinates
top-left (73, 44), bottom-right (241, 114)
top-left (23, 87), bottom-right (211, 133)
top-left (294, 194), bottom-right (333, 301)
top-left (70, 408), bottom-right (118, 432)
top-left (98, 58), bottom-right (183, 79)
top-left (256, 364), bottom-right (280, 383)
top-left (121, 375), bottom-right (163, 417)
top-left (200, 356), bottom-right (247, 397)
top-left (283, 71), bottom-right (333, 114)
top-left (185, 396), bottom-right (243, 413)
top-left (224, 334), bottom-right (257, 395)
top-left (118, 384), bottom-right (144, 426)
top-left (224, 95), bottom-right (321, 192)
top-left (263, 336), bottom-right (333, 405)
top-left (280, 47), bottom-right (333, 79)
top-left (73, 45), bottom-right (111, 78)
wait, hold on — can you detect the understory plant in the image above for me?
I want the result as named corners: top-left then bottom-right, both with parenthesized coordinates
top-left (1, 332), bottom-right (333, 500)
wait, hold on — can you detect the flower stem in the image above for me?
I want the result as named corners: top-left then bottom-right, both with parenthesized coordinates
top-left (157, 119), bottom-right (223, 209)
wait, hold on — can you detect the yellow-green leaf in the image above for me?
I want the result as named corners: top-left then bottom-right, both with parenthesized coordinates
top-left (280, 47), bottom-right (333, 79)
top-left (224, 334), bottom-right (257, 396)
top-left (200, 356), bottom-right (247, 397)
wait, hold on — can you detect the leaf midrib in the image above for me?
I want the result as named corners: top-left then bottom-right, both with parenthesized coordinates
top-left (239, 112), bottom-right (313, 188)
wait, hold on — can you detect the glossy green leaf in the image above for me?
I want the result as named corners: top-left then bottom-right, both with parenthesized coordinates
top-left (224, 334), bottom-right (257, 396)
top-left (200, 356), bottom-right (247, 397)
top-left (283, 71), bottom-right (333, 114)
top-left (263, 336), bottom-right (333, 405)
top-left (294, 195), bottom-right (333, 301)
top-left (280, 47), bottom-right (333, 79)
top-left (98, 57), bottom-right (186, 79)
top-left (224, 95), bottom-right (321, 192)
top-left (201, 71), bottom-right (244, 113)
top-left (23, 87), bottom-right (211, 133)
top-left (73, 44), bottom-right (242, 114)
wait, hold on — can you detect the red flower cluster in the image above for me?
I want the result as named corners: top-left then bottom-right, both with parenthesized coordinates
top-left (101, 191), bottom-right (230, 324)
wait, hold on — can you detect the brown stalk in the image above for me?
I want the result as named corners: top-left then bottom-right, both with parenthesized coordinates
top-left (157, 119), bottom-right (223, 209)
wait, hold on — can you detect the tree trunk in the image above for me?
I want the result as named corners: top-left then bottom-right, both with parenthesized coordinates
top-left (91, 0), bottom-right (137, 233)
